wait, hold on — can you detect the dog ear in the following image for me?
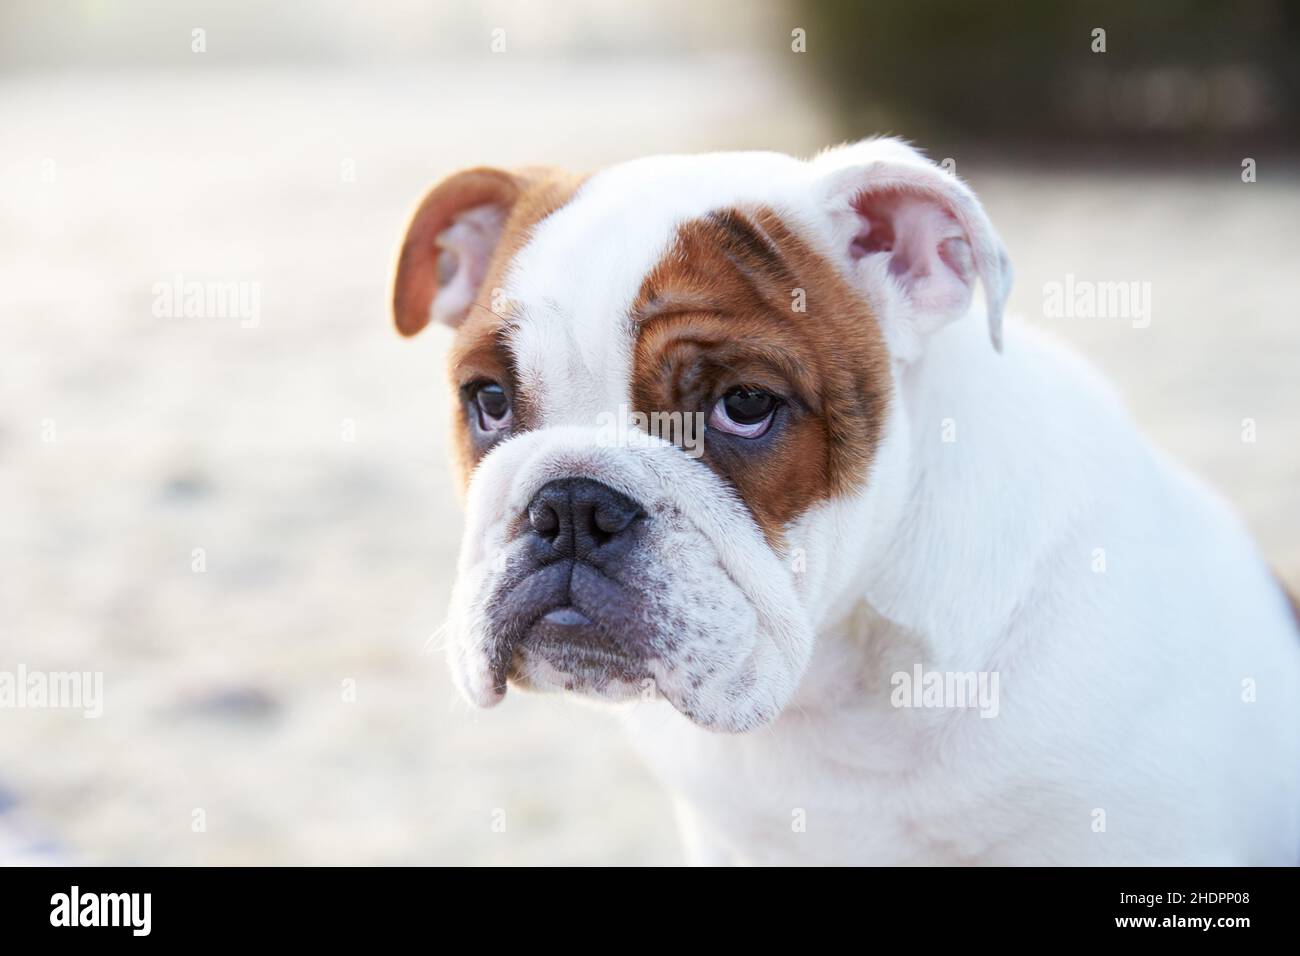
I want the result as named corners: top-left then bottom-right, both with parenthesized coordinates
top-left (392, 167), bottom-right (521, 337)
top-left (814, 139), bottom-right (1012, 359)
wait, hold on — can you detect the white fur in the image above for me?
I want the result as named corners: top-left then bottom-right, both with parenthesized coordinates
top-left (438, 139), bottom-right (1300, 864)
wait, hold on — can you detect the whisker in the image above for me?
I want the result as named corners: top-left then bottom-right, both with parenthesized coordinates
top-left (422, 618), bottom-right (454, 656)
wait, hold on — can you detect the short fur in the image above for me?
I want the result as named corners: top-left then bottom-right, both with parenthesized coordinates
top-left (392, 140), bottom-right (1300, 864)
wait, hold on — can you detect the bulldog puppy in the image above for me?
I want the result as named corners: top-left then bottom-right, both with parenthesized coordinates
top-left (391, 139), bottom-right (1300, 865)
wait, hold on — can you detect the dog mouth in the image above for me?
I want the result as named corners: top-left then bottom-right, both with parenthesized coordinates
top-left (454, 530), bottom-right (810, 733)
top-left (540, 606), bottom-right (591, 627)
top-left (487, 563), bottom-right (655, 694)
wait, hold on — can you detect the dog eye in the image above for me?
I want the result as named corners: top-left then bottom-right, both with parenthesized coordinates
top-left (709, 386), bottom-right (778, 438)
top-left (472, 382), bottom-right (512, 430)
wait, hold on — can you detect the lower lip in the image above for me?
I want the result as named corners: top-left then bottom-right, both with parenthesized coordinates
top-left (541, 606), bottom-right (592, 627)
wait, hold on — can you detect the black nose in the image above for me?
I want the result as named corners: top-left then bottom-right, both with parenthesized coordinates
top-left (526, 478), bottom-right (643, 562)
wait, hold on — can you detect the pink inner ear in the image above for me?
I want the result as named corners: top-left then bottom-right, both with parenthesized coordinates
top-left (849, 190), bottom-right (976, 317)
top-left (431, 203), bottom-right (508, 327)
top-left (850, 208), bottom-right (896, 258)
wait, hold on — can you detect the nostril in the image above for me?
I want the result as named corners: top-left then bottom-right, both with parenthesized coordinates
top-left (593, 504), bottom-right (639, 537)
top-left (528, 501), bottom-right (560, 538)
top-left (589, 513), bottom-right (624, 547)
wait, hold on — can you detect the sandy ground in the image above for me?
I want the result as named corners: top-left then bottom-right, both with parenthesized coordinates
top-left (1, 59), bottom-right (1297, 865)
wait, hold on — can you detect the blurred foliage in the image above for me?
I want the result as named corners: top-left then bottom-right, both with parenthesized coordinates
top-left (794, 0), bottom-right (1300, 148)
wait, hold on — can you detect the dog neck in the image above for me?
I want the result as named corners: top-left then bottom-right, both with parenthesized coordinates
top-left (796, 316), bottom-right (1095, 709)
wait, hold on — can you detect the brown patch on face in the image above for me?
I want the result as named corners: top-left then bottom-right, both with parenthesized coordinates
top-left (631, 207), bottom-right (891, 543)
top-left (436, 167), bottom-right (587, 488)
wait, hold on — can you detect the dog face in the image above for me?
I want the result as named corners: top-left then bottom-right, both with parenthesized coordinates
top-left (392, 140), bottom-right (1010, 732)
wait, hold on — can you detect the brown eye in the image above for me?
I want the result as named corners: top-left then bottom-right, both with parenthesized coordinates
top-left (472, 382), bottom-right (511, 431)
top-left (709, 386), bottom-right (778, 438)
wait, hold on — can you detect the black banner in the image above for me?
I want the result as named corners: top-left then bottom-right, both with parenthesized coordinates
top-left (0, 866), bottom-right (1293, 941)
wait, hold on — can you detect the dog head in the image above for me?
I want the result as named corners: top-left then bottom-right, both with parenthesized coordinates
top-left (392, 139), bottom-right (1010, 732)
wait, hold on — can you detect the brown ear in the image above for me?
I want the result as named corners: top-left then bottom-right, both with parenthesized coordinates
top-left (392, 167), bottom-right (521, 337)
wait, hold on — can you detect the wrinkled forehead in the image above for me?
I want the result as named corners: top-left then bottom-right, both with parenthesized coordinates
top-left (500, 152), bottom-right (812, 423)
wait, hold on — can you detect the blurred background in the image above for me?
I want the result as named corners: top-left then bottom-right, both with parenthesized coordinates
top-left (1, 0), bottom-right (1297, 865)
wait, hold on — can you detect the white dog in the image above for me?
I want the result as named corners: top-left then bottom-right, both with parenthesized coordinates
top-left (391, 139), bottom-right (1300, 864)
